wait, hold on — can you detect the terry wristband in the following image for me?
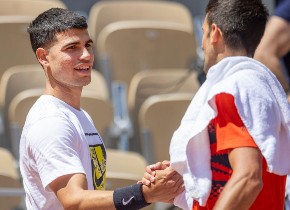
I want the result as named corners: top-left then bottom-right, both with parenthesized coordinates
top-left (113, 183), bottom-right (150, 210)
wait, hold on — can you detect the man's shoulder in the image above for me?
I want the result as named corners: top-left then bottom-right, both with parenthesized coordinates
top-left (25, 95), bottom-right (77, 129)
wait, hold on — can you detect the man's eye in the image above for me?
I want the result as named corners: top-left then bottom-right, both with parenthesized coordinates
top-left (67, 45), bottom-right (76, 49)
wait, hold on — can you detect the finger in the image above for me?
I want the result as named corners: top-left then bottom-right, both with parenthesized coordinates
top-left (163, 167), bottom-right (178, 178)
top-left (141, 177), bottom-right (151, 186)
top-left (145, 172), bottom-right (155, 181)
top-left (173, 177), bottom-right (185, 193)
top-left (150, 161), bottom-right (170, 170)
top-left (145, 165), bottom-right (155, 175)
top-left (170, 175), bottom-right (185, 195)
top-left (149, 162), bottom-right (163, 170)
top-left (171, 171), bottom-right (183, 182)
top-left (164, 172), bottom-right (184, 193)
top-left (161, 160), bottom-right (170, 167)
top-left (154, 168), bottom-right (175, 181)
top-left (141, 171), bottom-right (156, 185)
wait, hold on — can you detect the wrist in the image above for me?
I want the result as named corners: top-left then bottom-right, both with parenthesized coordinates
top-left (113, 184), bottom-right (150, 210)
top-left (141, 184), bottom-right (152, 203)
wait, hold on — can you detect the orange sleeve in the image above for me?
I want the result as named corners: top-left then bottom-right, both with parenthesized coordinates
top-left (214, 93), bottom-right (257, 152)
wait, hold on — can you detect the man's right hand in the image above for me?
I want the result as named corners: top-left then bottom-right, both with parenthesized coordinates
top-left (141, 160), bottom-right (170, 185)
top-left (141, 166), bottom-right (184, 204)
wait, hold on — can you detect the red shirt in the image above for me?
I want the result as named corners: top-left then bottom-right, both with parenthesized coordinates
top-left (193, 93), bottom-right (286, 210)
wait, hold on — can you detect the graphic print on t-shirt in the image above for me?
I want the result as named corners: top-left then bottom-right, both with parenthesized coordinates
top-left (207, 121), bottom-right (232, 201)
top-left (88, 133), bottom-right (106, 190)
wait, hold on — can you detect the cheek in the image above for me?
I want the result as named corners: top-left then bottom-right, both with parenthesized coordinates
top-left (49, 56), bottom-right (73, 78)
top-left (50, 50), bottom-right (71, 62)
top-left (201, 36), bottom-right (205, 51)
top-left (202, 35), bottom-right (208, 52)
top-left (53, 55), bottom-right (73, 68)
top-left (61, 58), bottom-right (73, 67)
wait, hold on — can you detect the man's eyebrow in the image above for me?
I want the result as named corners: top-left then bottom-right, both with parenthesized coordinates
top-left (63, 39), bottom-right (93, 48)
top-left (87, 39), bottom-right (93, 44)
top-left (63, 41), bottom-right (80, 48)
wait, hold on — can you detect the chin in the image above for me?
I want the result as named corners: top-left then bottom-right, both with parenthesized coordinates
top-left (203, 65), bottom-right (210, 74)
top-left (82, 82), bottom-right (90, 87)
top-left (203, 61), bottom-right (216, 74)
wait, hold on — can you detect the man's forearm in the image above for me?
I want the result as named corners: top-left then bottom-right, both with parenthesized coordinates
top-left (213, 173), bottom-right (263, 210)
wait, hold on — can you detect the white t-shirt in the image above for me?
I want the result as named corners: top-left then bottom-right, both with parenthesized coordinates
top-left (19, 95), bottom-right (106, 210)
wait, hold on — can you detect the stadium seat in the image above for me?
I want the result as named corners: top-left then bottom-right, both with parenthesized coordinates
top-left (138, 93), bottom-right (193, 163)
top-left (88, 0), bottom-right (194, 42)
top-left (0, 0), bottom-right (66, 16)
top-left (128, 70), bottom-right (199, 152)
top-left (96, 20), bottom-right (197, 89)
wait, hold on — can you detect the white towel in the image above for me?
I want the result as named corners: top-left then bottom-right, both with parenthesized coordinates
top-left (170, 56), bottom-right (290, 209)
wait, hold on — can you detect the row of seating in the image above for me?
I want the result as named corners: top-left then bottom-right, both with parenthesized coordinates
top-left (0, 0), bottom-right (199, 86)
top-left (82, 0), bottom-right (200, 165)
top-left (90, 0), bottom-right (198, 90)
top-left (131, 70), bottom-right (199, 158)
top-left (0, 0), bottom-right (201, 158)
top-left (0, 64), bottom-right (199, 162)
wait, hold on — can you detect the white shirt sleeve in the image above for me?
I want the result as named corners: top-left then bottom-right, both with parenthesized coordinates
top-left (26, 115), bottom-right (85, 190)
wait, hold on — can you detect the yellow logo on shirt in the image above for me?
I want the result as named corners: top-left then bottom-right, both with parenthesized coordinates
top-left (89, 144), bottom-right (106, 190)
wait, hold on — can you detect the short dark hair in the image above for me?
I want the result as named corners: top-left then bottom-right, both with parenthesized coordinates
top-left (206, 0), bottom-right (269, 57)
top-left (28, 8), bottom-right (88, 53)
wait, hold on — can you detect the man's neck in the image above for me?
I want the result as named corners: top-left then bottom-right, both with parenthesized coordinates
top-left (217, 47), bottom-right (248, 62)
top-left (45, 83), bottom-right (82, 110)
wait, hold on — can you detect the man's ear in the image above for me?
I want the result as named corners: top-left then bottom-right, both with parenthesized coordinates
top-left (36, 48), bottom-right (49, 67)
top-left (210, 23), bottom-right (223, 44)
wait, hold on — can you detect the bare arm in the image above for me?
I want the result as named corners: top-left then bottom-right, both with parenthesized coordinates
top-left (213, 147), bottom-right (263, 210)
top-left (255, 16), bottom-right (290, 91)
top-left (49, 165), bottom-right (184, 209)
top-left (49, 173), bottom-right (115, 210)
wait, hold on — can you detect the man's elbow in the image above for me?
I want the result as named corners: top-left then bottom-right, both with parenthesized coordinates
top-left (62, 201), bottom-right (80, 210)
top-left (248, 175), bottom-right (263, 197)
top-left (61, 195), bottom-right (83, 210)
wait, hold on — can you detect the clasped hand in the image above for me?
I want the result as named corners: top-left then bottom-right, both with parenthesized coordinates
top-left (140, 160), bottom-right (185, 203)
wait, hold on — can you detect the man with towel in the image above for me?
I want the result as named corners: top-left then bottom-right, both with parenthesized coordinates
top-left (143, 0), bottom-right (290, 209)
